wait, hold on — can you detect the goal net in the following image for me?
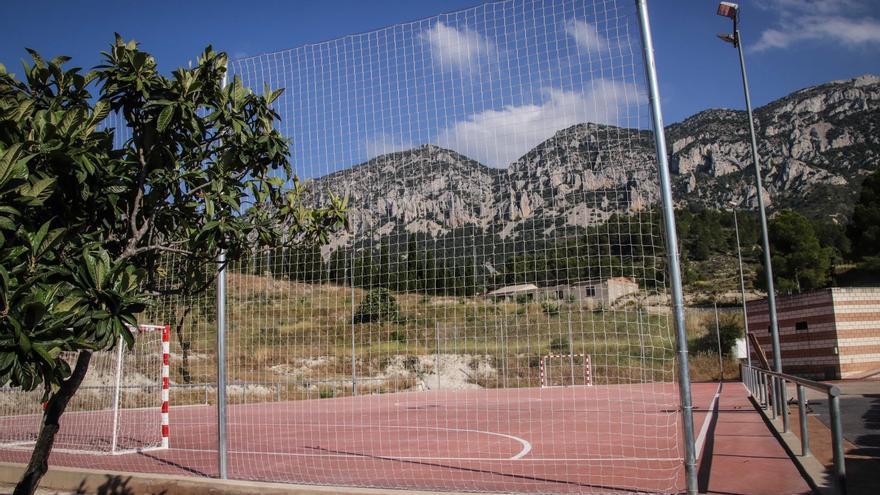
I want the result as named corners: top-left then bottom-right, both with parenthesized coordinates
top-left (0, 324), bottom-right (170, 455)
top-left (541, 354), bottom-right (593, 388)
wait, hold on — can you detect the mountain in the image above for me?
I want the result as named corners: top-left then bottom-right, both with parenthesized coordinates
top-left (306, 75), bottom-right (880, 253)
top-left (668, 74), bottom-right (880, 220)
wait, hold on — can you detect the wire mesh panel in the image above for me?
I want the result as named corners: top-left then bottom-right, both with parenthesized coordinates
top-left (0, 0), bottom-right (690, 492)
top-left (221, 0), bottom-right (681, 492)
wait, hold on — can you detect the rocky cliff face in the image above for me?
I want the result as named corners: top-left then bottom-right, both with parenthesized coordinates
top-left (309, 75), bottom-right (880, 251)
top-left (667, 74), bottom-right (880, 218)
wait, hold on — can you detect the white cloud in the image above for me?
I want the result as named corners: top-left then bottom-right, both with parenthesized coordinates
top-left (435, 80), bottom-right (642, 168)
top-left (364, 132), bottom-right (414, 159)
top-left (564, 19), bottom-right (607, 53)
top-left (754, 0), bottom-right (880, 51)
top-left (421, 21), bottom-right (494, 71)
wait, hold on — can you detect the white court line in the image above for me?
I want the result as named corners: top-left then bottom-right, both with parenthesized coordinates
top-left (694, 383), bottom-right (722, 459)
top-left (171, 447), bottom-right (680, 463)
top-left (196, 422), bottom-right (532, 461)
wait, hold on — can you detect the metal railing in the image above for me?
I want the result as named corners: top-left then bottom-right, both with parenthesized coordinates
top-left (741, 364), bottom-right (846, 494)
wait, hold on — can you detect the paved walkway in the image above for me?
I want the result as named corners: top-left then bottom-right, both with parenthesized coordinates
top-left (696, 382), bottom-right (812, 495)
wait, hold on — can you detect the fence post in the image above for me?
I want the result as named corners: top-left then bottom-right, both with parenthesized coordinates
top-left (217, 249), bottom-right (228, 480)
top-left (109, 341), bottom-right (125, 454)
top-left (781, 378), bottom-right (790, 433)
top-left (635, 2), bottom-right (697, 492)
top-left (350, 252), bottom-right (357, 396)
top-left (829, 393), bottom-right (847, 494)
top-left (770, 377), bottom-right (778, 419)
top-left (796, 384), bottom-right (809, 456)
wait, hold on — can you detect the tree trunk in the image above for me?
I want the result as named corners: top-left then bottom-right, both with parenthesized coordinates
top-left (174, 306), bottom-right (193, 383)
top-left (14, 351), bottom-right (93, 495)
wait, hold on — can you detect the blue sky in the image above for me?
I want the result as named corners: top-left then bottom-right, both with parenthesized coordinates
top-left (2, 0), bottom-right (879, 174)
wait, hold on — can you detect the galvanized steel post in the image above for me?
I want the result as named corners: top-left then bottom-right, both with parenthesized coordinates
top-left (732, 209), bottom-right (751, 368)
top-left (635, 2), bottom-right (698, 492)
top-left (829, 393), bottom-right (847, 494)
top-left (216, 66), bottom-right (229, 480)
top-left (216, 249), bottom-right (228, 479)
top-left (796, 384), bottom-right (809, 456)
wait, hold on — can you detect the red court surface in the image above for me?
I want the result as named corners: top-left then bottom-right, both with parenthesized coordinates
top-left (0, 382), bottom-right (809, 494)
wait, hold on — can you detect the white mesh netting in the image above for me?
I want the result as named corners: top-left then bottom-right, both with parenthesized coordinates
top-left (0, 1), bottom-right (695, 493)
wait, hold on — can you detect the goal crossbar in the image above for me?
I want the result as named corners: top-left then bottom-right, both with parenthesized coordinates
top-left (540, 353), bottom-right (593, 388)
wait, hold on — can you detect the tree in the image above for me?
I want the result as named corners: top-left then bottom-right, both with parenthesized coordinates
top-left (0, 37), bottom-right (346, 495)
top-left (353, 288), bottom-right (401, 324)
top-left (848, 169), bottom-right (880, 266)
top-left (757, 210), bottom-right (832, 294)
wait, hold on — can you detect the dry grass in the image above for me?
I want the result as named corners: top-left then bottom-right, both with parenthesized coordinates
top-left (689, 353), bottom-right (742, 382)
top-left (141, 272), bottom-right (744, 404)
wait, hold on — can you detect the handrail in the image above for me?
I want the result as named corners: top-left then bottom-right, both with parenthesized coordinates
top-left (745, 366), bottom-right (840, 396)
top-left (741, 364), bottom-right (846, 494)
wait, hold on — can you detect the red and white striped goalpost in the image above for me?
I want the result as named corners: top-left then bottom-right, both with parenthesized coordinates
top-left (23, 323), bottom-right (171, 455)
top-left (540, 353), bottom-right (593, 388)
top-left (108, 323), bottom-right (170, 454)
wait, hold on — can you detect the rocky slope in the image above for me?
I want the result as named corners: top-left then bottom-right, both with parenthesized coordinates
top-left (306, 75), bottom-right (880, 251)
top-left (668, 74), bottom-right (880, 219)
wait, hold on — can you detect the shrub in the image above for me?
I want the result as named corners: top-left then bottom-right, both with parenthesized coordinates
top-left (541, 301), bottom-right (560, 316)
top-left (389, 329), bottom-right (407, 344)
top-left (318, 387), bottom-right (335, 399)
top-left (353, 288), bottom-right (401, 324)
top-left (549, 336), bottom-right (571, 353)
top-left (689, 314), bottom-right (742, 356)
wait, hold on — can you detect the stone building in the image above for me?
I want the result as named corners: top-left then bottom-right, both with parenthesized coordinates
top-left (746, 287), bottom-right (880, 380)
top-left (487, 277), bottom-right (640, 308)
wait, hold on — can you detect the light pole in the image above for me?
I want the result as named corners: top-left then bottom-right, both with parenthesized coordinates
top-left (730, 204), bottom-right (751, 367)
top-left (716, 2), bottom-right (782, 375)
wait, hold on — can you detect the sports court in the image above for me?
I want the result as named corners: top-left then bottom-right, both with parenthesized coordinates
top-left (0, 383), bottom-right (721, 494)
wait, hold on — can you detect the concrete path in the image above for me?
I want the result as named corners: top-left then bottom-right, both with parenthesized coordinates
top-left (696, 382), bottom-right (812, 495)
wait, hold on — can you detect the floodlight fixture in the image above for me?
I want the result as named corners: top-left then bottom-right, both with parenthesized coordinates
top-left (717, 33), bottom-right (738, 46)
top-left (717, 2), bottom-right (739, 19)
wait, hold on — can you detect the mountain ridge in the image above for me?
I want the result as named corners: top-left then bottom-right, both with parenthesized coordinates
top-left (306, 74), bottom-right (880, 253)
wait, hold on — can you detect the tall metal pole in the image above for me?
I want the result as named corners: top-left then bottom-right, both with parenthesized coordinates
top-left (636, 2), bottom-right (697, 493)
top-left (733, 23), bottom-right (786, 416)
top-left (350, 251), bottom-right (357, 396)
top-left (216, 249), bottom-right (228, 479)
top-left (109, 341), bottom-right (125, 454)
top-left (734, 28), bottom-right (782, 374)
top-left (216, 67), bottom-right (229, 480)
top-left (714, 302), bottom-right (724, 381)
top-left (732, 209), bottom-right (751, 367)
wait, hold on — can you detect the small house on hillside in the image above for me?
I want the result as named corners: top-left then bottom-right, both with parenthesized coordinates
top-left (553, 277), bottom-right (640, 307)
top-left (485, 283), bottom-right (540, 301)
top-left (487, 277), bottom-right (640, 307)
top-left (746, 287), bottom-right (880, 380)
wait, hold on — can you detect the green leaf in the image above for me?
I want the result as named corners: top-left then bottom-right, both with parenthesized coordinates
top-left (156, 105), bottom-right (173, 132)
top-left (18, 177), bottom-right (55, 204)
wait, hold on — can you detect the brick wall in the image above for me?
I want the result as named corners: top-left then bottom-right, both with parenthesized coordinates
top-left (747, 289), bottom-right (838, 379)
top-left (745, 287), bottom-right (880, 379)
top-left (830, 288), bottom-right (880, 378)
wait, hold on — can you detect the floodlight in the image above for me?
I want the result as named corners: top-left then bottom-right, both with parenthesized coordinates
top-left (717, 2), bottom-right (738, 19)
top-left (717, 33), bottom-right (738, 46)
